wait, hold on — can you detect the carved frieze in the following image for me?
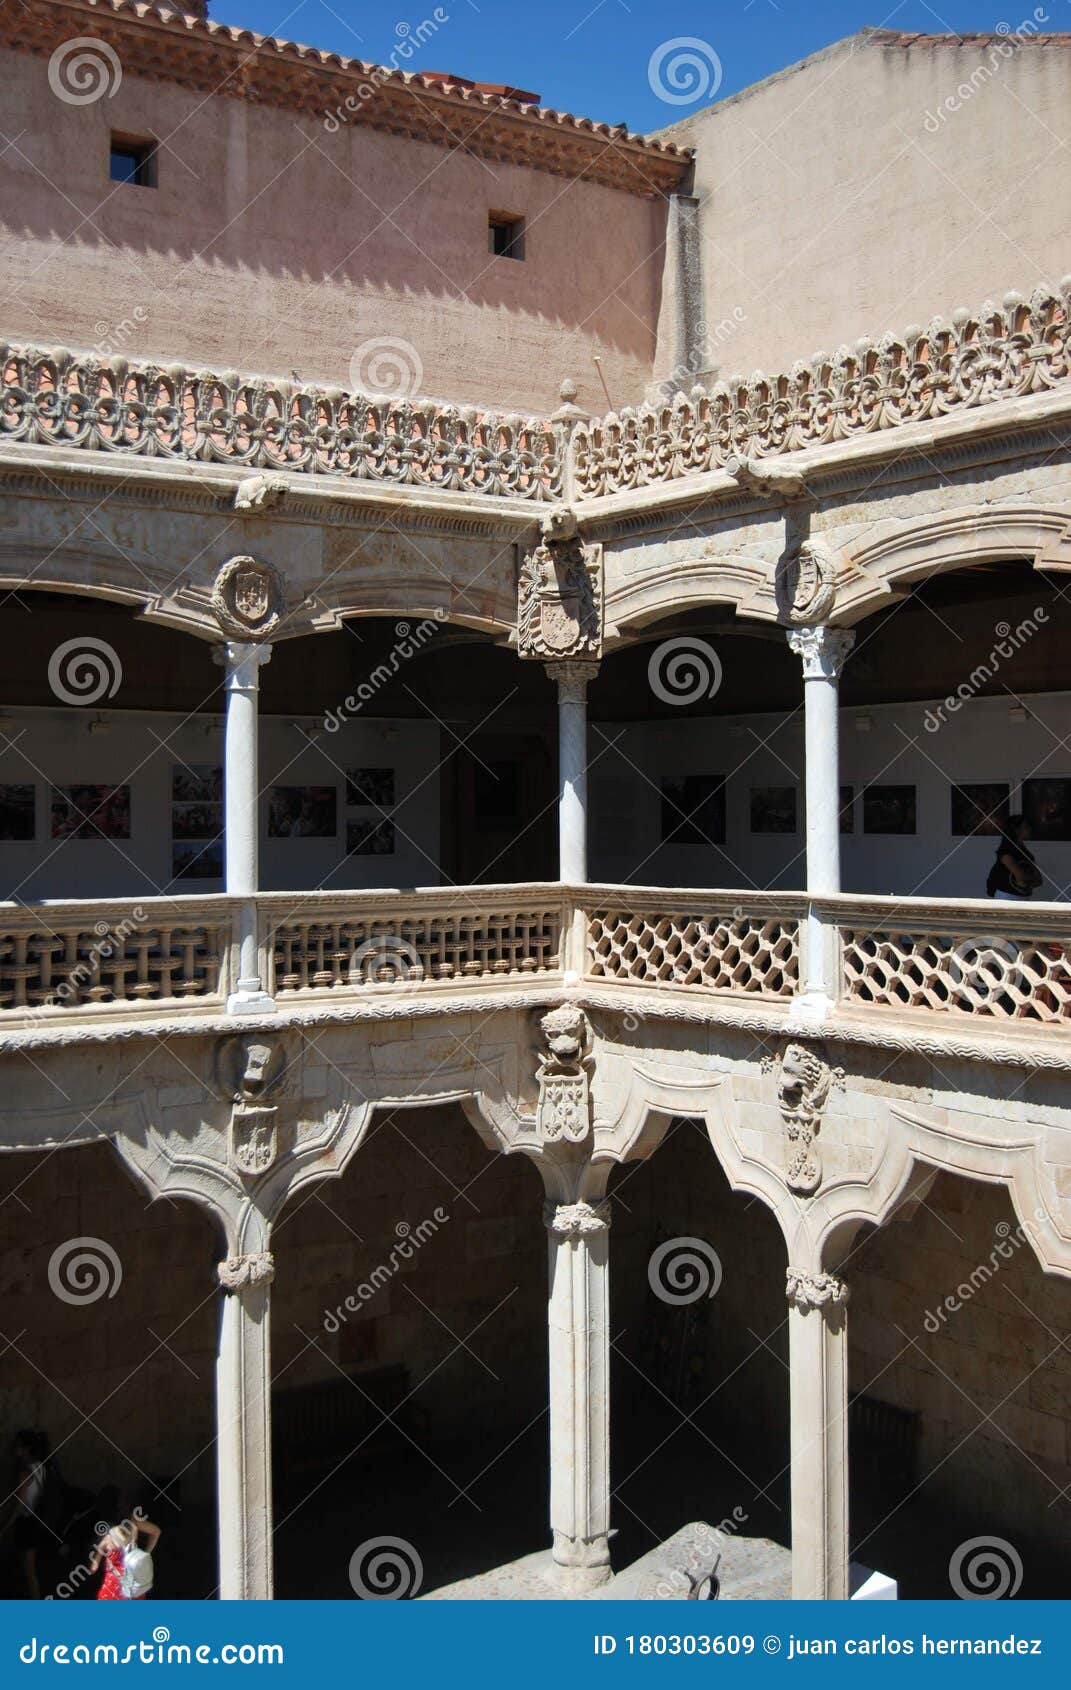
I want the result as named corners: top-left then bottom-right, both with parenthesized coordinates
top-left (518, 511), bottom-right (602, 661)
top-left (212, 555), bottom-right (284, 641)
top-left (535, 1004), bottom-right (593, 1145)
top-left (763, 1041), bottom-right (844, 1195)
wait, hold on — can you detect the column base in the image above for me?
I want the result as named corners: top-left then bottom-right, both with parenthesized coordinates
top-left (226, 984), bottom-right (278, 1017)
top-left (546, 1558), bottom-right (613, 1594)
top-left (549, 1530), bottom-right (612, 1591)
top-left (791, 989), bottom-right (834, 1026)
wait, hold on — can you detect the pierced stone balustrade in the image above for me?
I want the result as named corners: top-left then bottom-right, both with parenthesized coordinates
top-left (0, 343), bottom-right (562, 502)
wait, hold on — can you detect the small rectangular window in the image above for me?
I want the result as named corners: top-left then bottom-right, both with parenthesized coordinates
top-left (488, 212), bottom-right (525, 261)
top-left (110, 136), bottom-right (157, 188)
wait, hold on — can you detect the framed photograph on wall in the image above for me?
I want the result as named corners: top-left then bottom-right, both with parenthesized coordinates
top-left (267, 786), bottom-right (337, 838)
top-left (839, 784), bottom-right (855, 835)
top-left (347, 818), bottom-right (396, 856)
top-left (862, 784), bottom-right (916, 835)
top-left (0, 784), bottom-right (35, 840)
top-left (50, 785), bottom-right (130, 841)
top-left (750, 786), bottom-right (797, 833)
top-left (173, 840), bottom-right (224, 881)
top-left (950, 782), bottom-right (1009, 837)
top-left (345, 767), bottom-right (395, 807)
top-left (660, 776), bottom-right (726, 845)
top-left (1023, 777), bottom-right (1071, 841)
top-left (172, 765), bottom-right (222, 803)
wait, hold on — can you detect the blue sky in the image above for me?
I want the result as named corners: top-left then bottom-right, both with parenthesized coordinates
top-left (214, 0), bottom-right (1065, 130)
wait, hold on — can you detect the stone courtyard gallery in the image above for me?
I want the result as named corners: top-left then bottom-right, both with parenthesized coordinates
top-left (1, 0), bottom-right (1071, 1604)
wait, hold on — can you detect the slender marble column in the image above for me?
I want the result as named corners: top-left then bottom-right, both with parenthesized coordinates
top-left (786, 1267), bottom-right (850, 1601)
top-left (221, 641), bottom-right (274, 1014)
top-left (216, 1251), bottom-right (275, 1600)
top-left (787, 626), bottom-right (855, 1007)
top-left (544, 1199), bottom-right (612, 1589)
top-left (546, 662), bottom-right (597, 885)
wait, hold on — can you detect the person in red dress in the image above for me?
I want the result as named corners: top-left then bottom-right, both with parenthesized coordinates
top-left (91, 1516), bottom-right (161, 1600)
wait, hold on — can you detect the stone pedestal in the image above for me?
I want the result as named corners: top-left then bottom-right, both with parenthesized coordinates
top-left (220, 641), bottom-right (274, 1015)
top-left (544, 1200), bottom-right (612, 1589)
top-left (786, 1267), bottom-right (850, 1601)
top-left (216, 1252), bottom-right (275, 1600)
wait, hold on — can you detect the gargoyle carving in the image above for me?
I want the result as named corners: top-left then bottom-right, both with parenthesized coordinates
top-left (535, 1004), bottom-right (593, 1144)
top-left (763, 1041), bottom-right (844, 1195)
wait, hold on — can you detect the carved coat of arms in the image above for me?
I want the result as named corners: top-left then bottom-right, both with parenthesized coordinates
top-left (518, 538), bottom-right (602, 661)
top-left (212, 554), bottom-right (283, 640)
top-left (218, 1035), bottom-right (286, 1179)
top-left (535, 1004), bottom-right (593, 1144)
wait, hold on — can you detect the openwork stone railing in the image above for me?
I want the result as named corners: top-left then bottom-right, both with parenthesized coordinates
top-left (834, 897), bottom-right (1071, 1025)
top-left (0, 896), bottom-right (234, 1019)
top-left (262, 889), bottom-right (565, 996)
top-left (0, 343), bottom-right (561, 502)
top-left (586, 893), bottom-right (803, 999)
top-left (572, 280), bottom-right (1071, 498)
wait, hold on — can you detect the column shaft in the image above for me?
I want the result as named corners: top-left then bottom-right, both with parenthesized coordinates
top-left (216, 1258), bottom-right (274, 1600)
top-left (221, 641), bottom-right (273, 1013)
top-left (787, 1270), bottom-right (850, 1600)
top-left (788, 627), bottom-right (854, 1004)
top-left (553, 666), bottom-right (593, 884)
top-left (545, 1201), bottom-right (611, 1589)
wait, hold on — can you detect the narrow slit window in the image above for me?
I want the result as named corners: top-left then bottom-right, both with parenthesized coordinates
top-left (110, 136), bottom-right (158, 188)
top-left (488, 212), bottom-right (525, 261)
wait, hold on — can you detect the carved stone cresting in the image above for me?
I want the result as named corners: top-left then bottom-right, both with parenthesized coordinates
top-left (233, 474), bottom-right (289, 512)
top-left (777, 539), bottom-right (837, 625)
top-left (218, 1034), bottom-right (287, 1178)
top-left (763, 1041), bottom-right (844, 1195)
top-left (518, 512), bottom-right (602, 661)
top-left (786, 1268), bottom-right (849, 1310)
top-left (217, 1251), bottom-right (276, 1292)
top-left (544, 1200), bottom-right (611, 1237)
top-left (536, 1004), bottom-right (593, 1144)
top-left (212, 555), bottom-right (284, 640)
top-left (787, 623), bottom-right (856, 680)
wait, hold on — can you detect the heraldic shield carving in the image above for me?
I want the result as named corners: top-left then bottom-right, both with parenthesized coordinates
top-left (518, 518), bottom-right (602, 662)
top-left (536, 1004), bottom-right (593, 1144)
top-left (218, 1034), bottom-right (287, 1179)
top-left (212, 554), bottom-right (284, 640)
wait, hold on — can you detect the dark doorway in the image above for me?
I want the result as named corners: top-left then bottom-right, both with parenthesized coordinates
top-left (442, 729), bottom-right (556, 883)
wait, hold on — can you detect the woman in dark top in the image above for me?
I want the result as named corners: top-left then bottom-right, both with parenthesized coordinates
top-left (987, 815), bottom-right (1043, 900)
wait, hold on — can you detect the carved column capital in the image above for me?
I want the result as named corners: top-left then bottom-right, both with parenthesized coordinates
top-left (545, 659), bottom-right (600, 701)
top-left (786, 1267), bottom-right (849, 1310)
top-left (787, 624), bottom-right (855, 681)
top-left (215, 639), bottom-right (273, 691)
top-left (217, 1251), bottom-right (275, 1292)
top-left (544, 1200), bottom-right (611, 1238)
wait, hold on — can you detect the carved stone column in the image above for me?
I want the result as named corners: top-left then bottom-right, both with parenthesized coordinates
top-left (787, 626), bottom-right (855, 1012)
top-left (216, 1250), bottom-right (275, 1600)
top-left (220, 641), bottom-right (274, 1014)
top-left (544, 1199), bottom-right (612, 1589)
top-left (786, 1267), bottom-right (850, 1601)
top-left (547, 661), bottom-right (598, 886)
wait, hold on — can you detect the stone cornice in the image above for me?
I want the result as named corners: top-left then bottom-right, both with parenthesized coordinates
top-left (0, 0), bottom-right (692, 196)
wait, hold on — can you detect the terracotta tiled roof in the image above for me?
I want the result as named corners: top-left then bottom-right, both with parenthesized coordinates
top-left (1, 0), bottom-right (693, 196)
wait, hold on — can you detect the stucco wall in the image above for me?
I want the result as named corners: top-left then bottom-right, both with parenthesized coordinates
top-left (1, 50), bottom-right (667, 415)
top-left (653, 32), bottom-right (1071, 385)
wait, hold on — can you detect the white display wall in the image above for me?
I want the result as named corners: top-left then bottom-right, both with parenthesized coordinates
top-left (588, 690), bottom-right (1071, 900)
top-left (0, 708), bottom-right (440, 902)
